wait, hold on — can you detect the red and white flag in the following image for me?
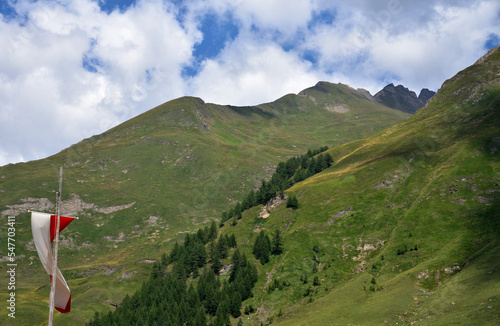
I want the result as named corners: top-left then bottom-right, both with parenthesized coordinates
top-left (31, 212), bottom-right (75, 313)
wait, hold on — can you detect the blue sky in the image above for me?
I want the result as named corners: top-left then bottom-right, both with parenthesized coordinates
top-left (0, 0), bottom-right (499, 166)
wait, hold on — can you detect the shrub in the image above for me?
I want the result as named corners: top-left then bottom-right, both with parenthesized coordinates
top-left (286, 195), bottom-right (299, 210)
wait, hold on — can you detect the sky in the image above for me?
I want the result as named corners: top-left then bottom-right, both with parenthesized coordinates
top-left (0, 0), bottom-right (499, 166)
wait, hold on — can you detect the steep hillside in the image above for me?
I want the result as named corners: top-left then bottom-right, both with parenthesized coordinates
top-left (219, 46), bottom-right (500, 325)
top-left (0, 82), bottom-right (408, 325)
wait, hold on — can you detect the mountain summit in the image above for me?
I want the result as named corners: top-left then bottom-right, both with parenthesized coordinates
top-left (374, 83), bottom-right (436, 114)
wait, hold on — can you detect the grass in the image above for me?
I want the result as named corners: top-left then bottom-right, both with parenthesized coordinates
top-left (0, 82), bottom-right (409, 325)
top-left (2, 50), bottom-right (499, 324)
top-left (216, 51), bottom-right (500, 325)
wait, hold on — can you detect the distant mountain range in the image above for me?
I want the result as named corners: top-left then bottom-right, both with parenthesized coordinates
top-left (373, 83), bottom-right (436, 114)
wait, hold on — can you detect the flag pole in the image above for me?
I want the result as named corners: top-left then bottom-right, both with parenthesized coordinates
top-left (48, 167), bottom-right (63, 326)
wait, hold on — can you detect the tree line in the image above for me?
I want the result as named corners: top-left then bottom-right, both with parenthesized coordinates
top-left (87, 145), bottom-right (333, 325)
top-left (87, 222), bottom-right (257, 326)
top-left (221, 146), bottom-right (333, 225)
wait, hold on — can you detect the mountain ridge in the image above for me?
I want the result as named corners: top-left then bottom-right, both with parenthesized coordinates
top-left (374, 83), bottom-right (436, 114)
top-left (2, 46), bottom-right (498, 325)
top-left (0, 78), bottom-right (410, 325)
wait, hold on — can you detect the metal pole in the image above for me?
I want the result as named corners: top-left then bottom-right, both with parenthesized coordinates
top-left (48, 167), bottom-right (63, 326)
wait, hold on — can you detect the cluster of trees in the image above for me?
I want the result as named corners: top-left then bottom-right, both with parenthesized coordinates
top-left (195, 250), bottom-right (258, 325)
top-left (164, 221), bottom-right (237, 278)
top-left (87, 224), bottom-right (257, 326)
top-left (156, 221), bottom-right (236, 278)
top-left (253, 230), bottom-right (284, 265)
top-left (87, 270), bottom-right (207, 326)
top-left (221, 146), bottom-right (333, 225)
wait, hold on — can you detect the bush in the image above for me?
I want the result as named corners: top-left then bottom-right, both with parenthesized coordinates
top-left (286, 195), bottom-right (299, 210)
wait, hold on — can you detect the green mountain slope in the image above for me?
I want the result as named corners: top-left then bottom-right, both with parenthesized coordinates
top-left (0, 83), bottom-right (408, 325)
top-left (219, 47), bottom-right (500, 325)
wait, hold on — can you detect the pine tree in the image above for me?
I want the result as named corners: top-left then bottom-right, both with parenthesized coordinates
top-left (213, 299), bottom-right (230, 326)
top-left (216, 234), bottom-right (228, 259)
top-left (325, 153), bottom-right (333, 167)
top-left (294, 167), bottom-right (308, 183)
top-left (211, 249), bottom-right (222, 275)
top-left (271, 229), bottom-right (284, 255)
top-left (228, 290), bottom-right (242, 318)
top-left (150, 261), bottom-right (162, 279)
top-left (194, 306), bottom-right (206, 326)
top-left (208, 220), bottom-right (218, 241)
top-left (229, 249), bottom-right (242, 283)
top-left (228, 234), bottom-right (237, 248)
top-left (286, 195), bottom-right (299, 210)
top-left (253, 230), bottom-right (271, 264)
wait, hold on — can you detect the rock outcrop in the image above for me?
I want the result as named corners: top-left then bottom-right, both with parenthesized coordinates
top-left (374, 84), bottom-right (436, 114)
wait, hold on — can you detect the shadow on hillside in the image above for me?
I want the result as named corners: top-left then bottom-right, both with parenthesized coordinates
top-left (469, 198), bottom-right (500, 240)
top-left (227, 105), bottom-right (276, 118)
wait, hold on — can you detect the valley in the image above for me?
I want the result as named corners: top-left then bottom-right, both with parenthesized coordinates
top-left (1, 46), bottom-right (499, 325)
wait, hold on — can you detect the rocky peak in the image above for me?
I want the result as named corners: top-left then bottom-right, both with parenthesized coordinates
top-left (374, 83), bottom-right (435, 114)
top-left (418, 88), bottom-right (435, 103)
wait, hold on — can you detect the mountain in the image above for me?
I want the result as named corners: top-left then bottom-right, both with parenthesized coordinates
top-left (0, 82), bottom-right (409, 325)
top-left (374, 83), bottom-right (436, 114)
top-left (218, 46), bottom-right (500, 325)
top-left (3, 43), bottom-right (498, 325)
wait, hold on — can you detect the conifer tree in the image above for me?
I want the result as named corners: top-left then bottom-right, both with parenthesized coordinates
top-left (286, 195), bottom-right (299, 210)
top-left (194, 306), bottom-right (206, 326)
top-left (229, 249), bottom-right (242, 283)
top-left (228, 290), bottom-right (242, 318)
top-left (253, 230), bottom-right (271, 264)
top-left (228, 233), bottom-right (237, 248)
top-left (216, 234), bottom-right (229, 259)
top-left (208, 220), bottom-right (218, 241)
top-left (211, 249), bottom-right (223, 275)
top-left (213, 300), bottom-right (231, 326)
top-left (271, 230), bottom-right (284, 255)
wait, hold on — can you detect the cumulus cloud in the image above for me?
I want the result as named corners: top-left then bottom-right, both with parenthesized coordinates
top-left (189, 34), bottom-right (320, 106)
top-left (299, 0), bottom-right (500, 92)
top-left (0, 0), bottom-right (199, 166)
top-left (0, 0), bottom-right (499, 166)
top-left (231, 0), bottom-right (315, 34)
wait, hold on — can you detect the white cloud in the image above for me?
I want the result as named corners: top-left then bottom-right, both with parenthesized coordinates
top-left (189, 34), bottom-right (320, 106)
top-left (0, 0), bottom-right (499, 166)
top-left (362, 0), bottom-right (500, 92)
top-left (299, 0), bottom-right (500, 93)
top-left (232, 0), bottom-right (315, 34)
top-left (0, 0), bottom-right (199, 165)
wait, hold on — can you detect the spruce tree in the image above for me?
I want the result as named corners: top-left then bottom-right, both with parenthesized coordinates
top-left (271, 229), bottom-right (284, 255)
top-left (286, 195), bottom-right (299, 210)
top-left (208, 220), bottom-right (218, 241)
top-left (228, 290), bottom-right (242, 318)
top-left (228, 233), bottom-right (237, 248)
top-left (213, 299), bottom-right (230, 326)
top-left (253, 230), bottom-right (271, 264)
top-left (211, 249), bottom-right (222, 275)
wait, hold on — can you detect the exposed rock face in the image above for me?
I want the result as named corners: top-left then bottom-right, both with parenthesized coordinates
top-left (418, 88), bottom-right (435, 104)
top-left (374, 84), bottom-right (436, 114)
top-left (258, 195), bottom-right (287, 218)
top-left (2, 193), bottom-right (135, 216)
